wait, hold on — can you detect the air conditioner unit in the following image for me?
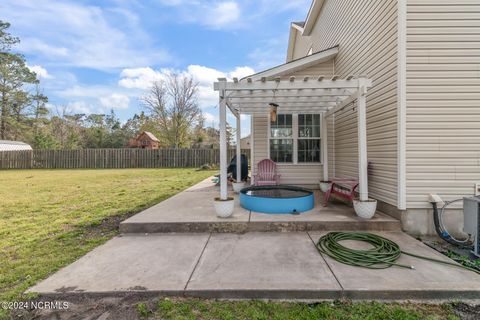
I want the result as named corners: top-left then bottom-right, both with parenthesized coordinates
top-left (463, 196), bottom-right (480, 258)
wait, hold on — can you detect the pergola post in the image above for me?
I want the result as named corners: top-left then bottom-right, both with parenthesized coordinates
top-left (219, 85), bottom-right (228, 200)
top-left (322, 112), bottom-right (328, 181)
top-left (357, 78), bottom-right (368, 201)
top-left (236, 115), bottom-right (241, 182)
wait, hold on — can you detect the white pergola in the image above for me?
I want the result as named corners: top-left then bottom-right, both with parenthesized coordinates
top-left (213, 75), bottom-right (372, 203)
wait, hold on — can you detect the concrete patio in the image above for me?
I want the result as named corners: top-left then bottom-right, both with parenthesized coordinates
top-left (29, 231), bottom-right (480, 300)
top-left (120, 177), bottom-right (401, 233)
top-left (29, 178), bottom-right (480, 301)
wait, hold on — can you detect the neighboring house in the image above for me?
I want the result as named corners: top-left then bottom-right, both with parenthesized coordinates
top-left (240, 135), bottom-right (251, 149)
top-left (214, 0), bottom-right (479, 236)
top-left (128, 131), bottom-right (160, 149)
top-left (0, 140), bottom-right (32, 151)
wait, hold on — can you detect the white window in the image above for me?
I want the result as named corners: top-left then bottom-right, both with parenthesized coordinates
top-left (269, 114), bottom-right (293, 163)
top-left (269, 113), bottom-right (322, 164)
top-left (298, 114), bottom-right (321, 163)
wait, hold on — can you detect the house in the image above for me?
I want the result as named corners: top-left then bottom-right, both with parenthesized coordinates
top-left (128, 131), bottom-right (160, 149)
top-left (214, 0), bottom-right (480, 236)
top-left (240, 134), bottom-right (251, 149)
top-left (0, 140), bottom-right (32, 151)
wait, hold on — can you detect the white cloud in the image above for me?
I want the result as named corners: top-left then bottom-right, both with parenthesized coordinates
top-left (118, 64), bottom-right (255, 109)
top-left (0, 0), bottom-right (170, 70)
top-left (99, 93), bottom-right (130, 110)
top-left (118, 67), bottom-right (166, 90)
top-left (27, 65), bottom-right (52, 79)
top-left (228, 66), bottom-right (255, 80)
top-left (21, 38), bottom-right (69, 57)
top-left (158, 0), bottom-right (241, 29)
top-left (66, 101), bottom-right (92, 114)
top-left (208, 2), bottom-right (240, 28)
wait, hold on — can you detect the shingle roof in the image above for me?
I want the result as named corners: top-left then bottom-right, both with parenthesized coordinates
top-left (142, 131), bottom-right (160, 142)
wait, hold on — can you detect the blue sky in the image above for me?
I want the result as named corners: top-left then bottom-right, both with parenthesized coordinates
top-left (1, 0), bottom-right (311, 136)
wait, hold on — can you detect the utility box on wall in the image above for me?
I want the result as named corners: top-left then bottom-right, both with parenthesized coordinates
top-left (463, 196), bottom-right (480, 258)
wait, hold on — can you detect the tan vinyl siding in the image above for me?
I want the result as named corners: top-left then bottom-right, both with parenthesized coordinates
top-left (405, 0), bottom-right (480, 208)
top-left (293, 0), bottom-right (399, 206)
top-left (292, 31), bottom-right (312, 59)
top-left (286, 60), bottom-right (334, 79)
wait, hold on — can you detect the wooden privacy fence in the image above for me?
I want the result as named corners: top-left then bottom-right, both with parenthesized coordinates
top-left (0, 148), bottom-right (251, 169)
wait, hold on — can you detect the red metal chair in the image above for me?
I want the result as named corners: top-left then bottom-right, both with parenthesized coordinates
top-left (323, 178), bottom-right (359, 207)
top-left (254, 159), bottom-right (281, 186)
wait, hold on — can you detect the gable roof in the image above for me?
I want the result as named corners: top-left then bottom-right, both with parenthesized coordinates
top-left (303, 0), bottom-right (326, 36)
top-left (286, 22), bottom-right (306, 61)
top-left (139, 131), bottom-right (159, 142)
top-left (241, 46), bottom-right (338, 82)
top-left (286, 0), bottom-right (326, 61)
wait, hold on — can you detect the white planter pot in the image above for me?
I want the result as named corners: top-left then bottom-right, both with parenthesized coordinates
top-left (319, 181), bottom-right (331, 193)
top-left (232, 182), bottom-right (245, 194)
top-left (214, 197), bottom-right (235, 218)
top-left (353, 199), bottom-right (377, 219)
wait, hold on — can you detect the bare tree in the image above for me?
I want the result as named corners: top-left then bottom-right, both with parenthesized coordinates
top-left (142, 73), bottom-right (202, 148)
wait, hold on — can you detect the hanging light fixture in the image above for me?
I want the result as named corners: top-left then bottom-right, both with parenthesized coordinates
top-left (269, 102), bottom-right (279, 122)
top-left (269, 86), bottom-right (279, 122)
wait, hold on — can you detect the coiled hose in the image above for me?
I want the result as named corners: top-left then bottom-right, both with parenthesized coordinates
top-left (316, 232), bottom-right (479, 274)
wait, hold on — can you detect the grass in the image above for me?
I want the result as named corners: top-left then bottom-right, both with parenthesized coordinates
top-left (138, 298), bottom-right (459, 320)
top-left (0, 168), bottom-right (213, 307)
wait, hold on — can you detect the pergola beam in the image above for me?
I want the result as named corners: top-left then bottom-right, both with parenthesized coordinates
top-left (214, 79), bottom-right (371, 91)
top-left (228, 90), bottom-right (354, 99)
top-left (227, 96), bottom-right (344, 104)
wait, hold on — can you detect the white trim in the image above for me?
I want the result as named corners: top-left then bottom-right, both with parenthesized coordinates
top-left (236, 115), bottom-right (241, 182)
top-left (303, 0), bottom-right (325, 36)
top-left (219, 88), bottom-right (228, 200)
top-left (250, 115), bottom-right (255, 184)
top-left (357, 78), bottom-right (368, 201)
top-left (322, 112), bottom-right (328, 180)
top-left (291, 22), bottom-right (305, 33)
top-left (397, 0), bottom-right (407, 210)
top-left (292, 114), bottom-right (299, 163)
top-left (238, 46), bottom-right (338, 82)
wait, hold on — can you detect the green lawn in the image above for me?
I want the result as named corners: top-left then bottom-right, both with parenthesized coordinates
top-left (0, 168), bottom-right (213, 305)
top-left (137, 298), bottom-right (459, 320)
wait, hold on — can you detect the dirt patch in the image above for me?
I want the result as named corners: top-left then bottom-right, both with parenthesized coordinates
top-left (81, 212), bottom-right (137, 239)
top-left (11, 295), bottom-right (155, 320)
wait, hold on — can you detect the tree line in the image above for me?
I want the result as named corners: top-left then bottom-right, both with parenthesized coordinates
top-left (0, 20), bottom-right (230, 150)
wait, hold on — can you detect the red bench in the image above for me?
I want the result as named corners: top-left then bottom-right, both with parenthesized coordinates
top-left (323, 178), bottom-right (359, 207)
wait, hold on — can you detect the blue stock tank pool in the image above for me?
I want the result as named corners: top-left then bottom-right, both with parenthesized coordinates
top-left (240, 185), bottom-right (314, 214)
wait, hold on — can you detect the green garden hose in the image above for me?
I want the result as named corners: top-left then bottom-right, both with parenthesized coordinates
top-left (315, 232), bottom-right (479, 274)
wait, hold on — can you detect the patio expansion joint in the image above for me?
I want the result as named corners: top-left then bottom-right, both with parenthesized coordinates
top-left (306, 231), bottom-right (345, 292)
top-left (183, 232), bottom-right (212, 293)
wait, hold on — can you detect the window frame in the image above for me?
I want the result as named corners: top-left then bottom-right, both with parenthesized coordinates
top-left (268, 113), bottom-right (323, 165)
top-left (268, 114), bottom-right (294, 164)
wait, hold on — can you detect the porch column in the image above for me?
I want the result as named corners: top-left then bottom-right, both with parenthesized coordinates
top-left (357, 79), bottom-right (368, 201)
top-left (236, 114), bottom-right (241, 182)
top-left (219, 89), bottom-right (228, 200)
top-left (321, 112), bottom-right (328, 181)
